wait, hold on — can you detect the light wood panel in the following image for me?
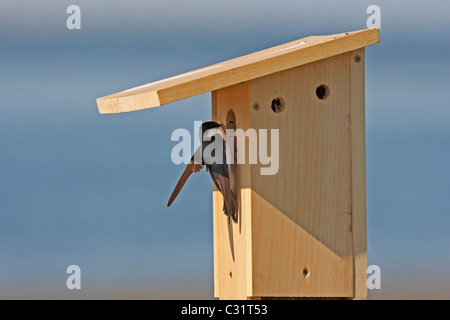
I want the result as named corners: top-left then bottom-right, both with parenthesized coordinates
top-left (97, 29), bottom-right (379, 114)
top-left (248, 52), bottom-right (354, 297)
top-left (212, 82), bottom-right (253, 299)
top-left (349, 48), bottom-right (368, 300)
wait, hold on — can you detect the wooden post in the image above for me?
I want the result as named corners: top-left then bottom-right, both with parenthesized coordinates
top-left (96, 29), bottom-right (378, 300)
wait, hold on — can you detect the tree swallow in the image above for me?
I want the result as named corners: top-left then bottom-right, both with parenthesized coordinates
top-left (167, 121), bottom-right (238, 223)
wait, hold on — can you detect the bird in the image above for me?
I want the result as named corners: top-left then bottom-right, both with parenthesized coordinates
top-left (167, 121), bottom-right (238, 223)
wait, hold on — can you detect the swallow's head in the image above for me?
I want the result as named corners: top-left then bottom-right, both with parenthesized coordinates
top-left (199, 121), bottom-right (222, 141)
top-left (201, 121), bottom-right (221, 131)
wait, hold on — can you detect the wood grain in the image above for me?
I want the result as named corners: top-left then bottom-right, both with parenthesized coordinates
top-left (349, 48), bottom-right (368, 300)
top-left (212, 82), bottom-right (253, 299)
top-left (212, 51), bottom-right (370, 299)
top-left (249, 52), bottom-right (354, 297)
top-left (97, 29), bottom-right (379, 114)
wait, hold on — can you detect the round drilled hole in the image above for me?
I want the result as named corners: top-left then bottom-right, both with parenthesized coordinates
top-left (303, 268), bottom-right (310, 277)
top-left (271, 97), bottom-right (286, 113)
top-left (315, 85), bottom-right (330, 100)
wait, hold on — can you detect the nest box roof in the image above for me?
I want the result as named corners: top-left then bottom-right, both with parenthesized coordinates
top-left (97, 28), bottom-right (379, 114)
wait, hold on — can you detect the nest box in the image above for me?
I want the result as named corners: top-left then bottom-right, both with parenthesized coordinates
top-left (97, 28), bottom-right (379, 299)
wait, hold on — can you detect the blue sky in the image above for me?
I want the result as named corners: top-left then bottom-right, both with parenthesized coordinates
top-left (0, 1), bottom-right (449, 299)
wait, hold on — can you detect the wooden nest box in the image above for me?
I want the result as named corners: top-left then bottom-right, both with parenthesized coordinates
top-left (97, 28), bottom-right (379, 299)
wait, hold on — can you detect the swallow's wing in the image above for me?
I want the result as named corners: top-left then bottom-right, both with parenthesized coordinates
top-left (209, 126), bottom-right (238, 223)
top-left (167, 147), bottom-right (204, 207)
top-left (208, 161), bottom-right (238, 223)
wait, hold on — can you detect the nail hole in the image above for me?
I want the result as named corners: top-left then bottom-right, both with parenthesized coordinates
top-left (303, 268), bottom-right (310, 277)
top-left (253, 103), bottom-right (260, 111)
top-left (271, 97), bottom-right (286, 113)
top-left (315, 85), bottom-right (330, 100)
top-left (229, 271), bottom-right (233, 279)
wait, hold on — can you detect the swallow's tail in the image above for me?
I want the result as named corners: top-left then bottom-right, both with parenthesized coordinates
top-left (167, 148), bottom-right (204, 207)
top-left (167, 165), bottom-right (193, 207)
top-left (223, 192), bottom-right (238, 223)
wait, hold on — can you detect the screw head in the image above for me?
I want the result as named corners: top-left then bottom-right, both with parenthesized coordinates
top-left (253, 102), bottom-right (260, 111)
top-left (354, 55), bottom-right (361, 63)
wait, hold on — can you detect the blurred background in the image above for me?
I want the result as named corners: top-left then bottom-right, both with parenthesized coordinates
top-left (0, 0), bottom-right (449, 299)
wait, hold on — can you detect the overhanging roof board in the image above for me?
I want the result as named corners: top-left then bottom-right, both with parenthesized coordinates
top-left (97, 28), bottom-right (379, 114)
